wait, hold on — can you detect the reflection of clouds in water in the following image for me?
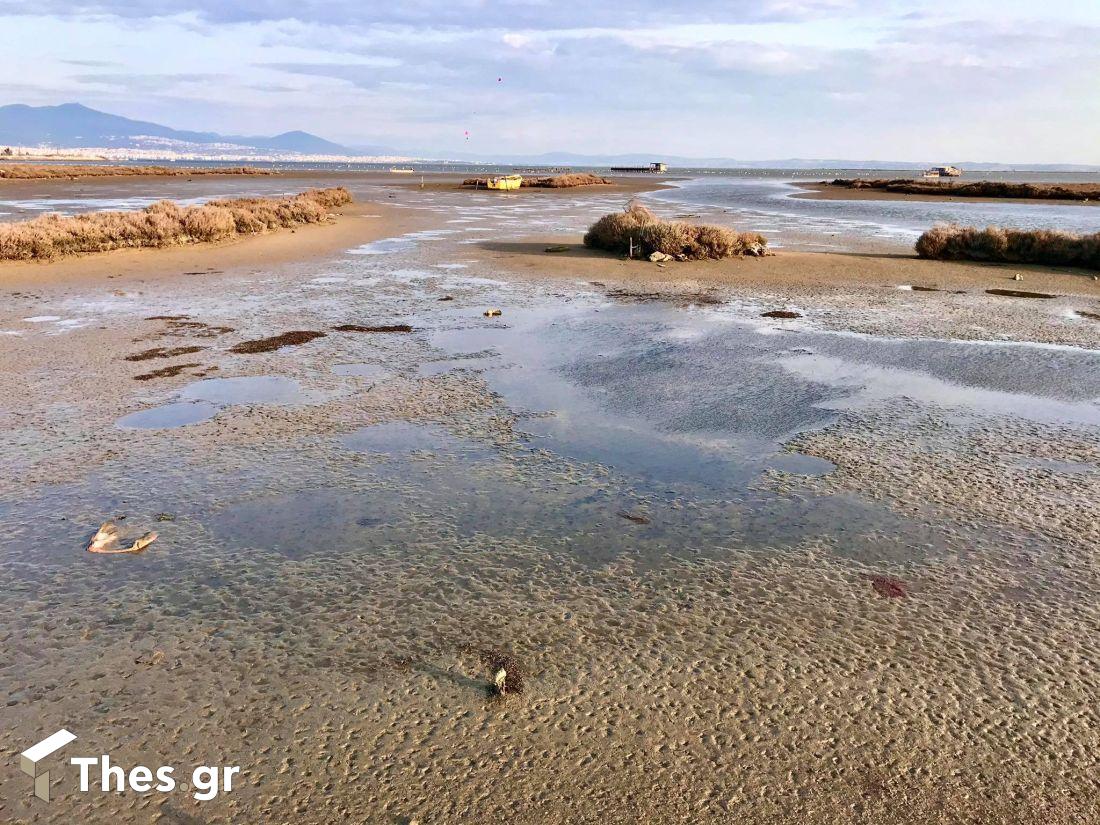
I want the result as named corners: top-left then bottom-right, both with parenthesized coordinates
top-left (778, 352), bottom-right (1100, 426)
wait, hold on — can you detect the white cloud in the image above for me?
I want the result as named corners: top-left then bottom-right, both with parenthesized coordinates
top-left (0, 4), bottom-right (1098, 162)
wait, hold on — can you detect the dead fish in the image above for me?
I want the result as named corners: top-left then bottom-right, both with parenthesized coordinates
top-left (87, 521), bottom-right (157, 554)
top-left (617, 511), bottom-right (651, 525)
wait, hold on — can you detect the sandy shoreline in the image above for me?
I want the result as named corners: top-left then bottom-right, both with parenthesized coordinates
top-left (793, 180), bottom-right (1100, 206)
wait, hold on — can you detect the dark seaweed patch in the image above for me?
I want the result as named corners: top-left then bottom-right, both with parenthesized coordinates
top-left (134, 363), bottom-right (203, 381)
top-left (125, 345), bottom-right (205, 362)
top-left (985, 288), bottom-right (1057, 299)
top-left (333, 324), bottom-right (413, 333)
top-left (229, 331), bottom-right (326, 354)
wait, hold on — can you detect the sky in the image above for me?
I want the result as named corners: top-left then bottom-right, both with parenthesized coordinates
top-left (1, 1), bottom-right (1098, 162)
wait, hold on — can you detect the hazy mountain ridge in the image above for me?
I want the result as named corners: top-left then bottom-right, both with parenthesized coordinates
top-left (0, 103), bottom-right (359, 155)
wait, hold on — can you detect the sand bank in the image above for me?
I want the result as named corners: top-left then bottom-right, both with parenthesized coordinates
top-left (477, 236), bottom-right (1100, 294)
top-left (477, 237), bottom-right (1100, 348)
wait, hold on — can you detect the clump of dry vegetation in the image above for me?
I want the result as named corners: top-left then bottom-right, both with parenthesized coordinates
top-left (0, 187), bottom-right (351, 261)
top-left (915, 223), bottom-right (1100, 270)
top-left (0, 164), bottom-right (273, 180)
top-left (462, 173), bottom-right (610, 189)
top-left (831, 178), bottom-right (1100, 201)
top-left (524, 173), bottom-right (611, 188)
top-left (584, 200), bottom-right (767, 260)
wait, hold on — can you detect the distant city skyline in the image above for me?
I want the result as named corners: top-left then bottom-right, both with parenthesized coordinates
top-left (1, 1), bottom-right (1098, 163)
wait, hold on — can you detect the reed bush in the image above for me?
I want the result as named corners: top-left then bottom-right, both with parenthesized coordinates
top-left (833, 178), bottom-right (1100, 201)
top-left (915, 223), bottom-right (1100, 270)
top-left (0, 164), bottom-right (272, 179)
top-left (0, 187), bottom-right (351, 261)
top-left (584, 200), bottom-right (766, 260)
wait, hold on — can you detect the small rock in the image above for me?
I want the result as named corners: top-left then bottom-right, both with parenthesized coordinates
top-left (1013, 273), bottom-right (1022, 281)
top-left (648, 251), bottom-right (673, 262)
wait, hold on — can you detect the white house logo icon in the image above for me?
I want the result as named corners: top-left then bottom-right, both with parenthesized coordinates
top-left (20, 729), bottom-right (76, 802)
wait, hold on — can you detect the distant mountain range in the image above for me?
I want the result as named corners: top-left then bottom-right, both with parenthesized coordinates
top-left (0, 103), bottom-right (366, 156)
top-left (2, 103), bottom-right (1096, 171)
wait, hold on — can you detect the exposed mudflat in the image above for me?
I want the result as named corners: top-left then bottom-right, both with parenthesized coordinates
top-left (1, 176), bottom-right (1098, 824)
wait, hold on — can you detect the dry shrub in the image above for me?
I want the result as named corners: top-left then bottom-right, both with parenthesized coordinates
top-left (639, 220), bottom-right (697, 257)
top-left (181, 206), bottom-right (236, 242)
top-left (915, 223), bottom-right (1100, 270)
top-left (527, 173), bottom-right (611, 188)
top-left (833, 178), bottom-right (1100, 201)
top-left (0, 164), bottom-right (271, 180)
top-left (583, 200), bottom-right (658, 254)
top-left (0, 187), bottom-right (352, 261)
top-left (584, 200), bottom-right (767, 260)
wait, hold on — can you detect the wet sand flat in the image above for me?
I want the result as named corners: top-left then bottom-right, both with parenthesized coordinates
top-left (1, 174), bottom-right (1098, 824)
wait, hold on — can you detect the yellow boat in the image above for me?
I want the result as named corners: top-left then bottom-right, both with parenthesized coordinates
top-left (486, 174), bottom-right (523, 191)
